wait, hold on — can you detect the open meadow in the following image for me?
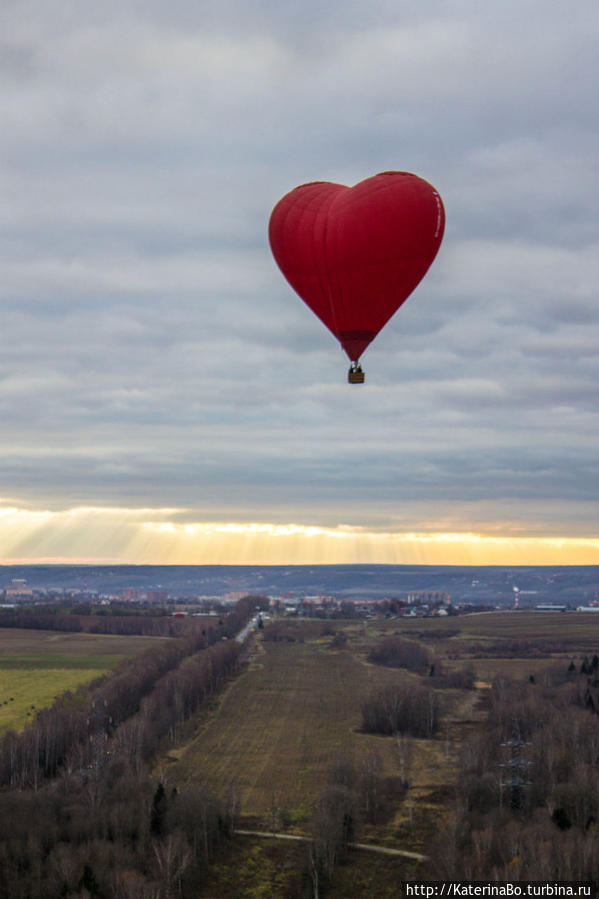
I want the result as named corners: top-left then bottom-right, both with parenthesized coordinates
top-left (167, 630), bottom-right (419, 822)
top-left (0, 628), bottom-right (171, 733)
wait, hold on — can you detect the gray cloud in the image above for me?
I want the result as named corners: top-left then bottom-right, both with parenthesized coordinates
top-left (1, 0), bottom-right (598, 545)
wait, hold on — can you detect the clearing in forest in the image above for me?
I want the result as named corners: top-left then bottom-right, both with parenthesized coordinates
top-left (168, 632), bottom-right (424, 821)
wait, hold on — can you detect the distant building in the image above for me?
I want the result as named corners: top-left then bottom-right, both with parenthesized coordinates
top-left (535, 604), bottom-right (568, 612)
top-left (5, 579), bottom-right (33, 599)
top-left (146, 590), bottom-right (169, 604)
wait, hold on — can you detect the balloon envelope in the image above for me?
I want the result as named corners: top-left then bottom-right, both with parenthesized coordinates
top-left (268, 171), bottom-right (445, 362)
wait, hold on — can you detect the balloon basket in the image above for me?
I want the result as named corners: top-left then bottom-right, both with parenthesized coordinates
top-left (348, 367), bottom-right (365, 384)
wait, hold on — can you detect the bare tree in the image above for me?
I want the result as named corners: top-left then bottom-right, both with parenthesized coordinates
top-left (395, 732), bottom-right (413, 785)
top-left (151, 832), bottom-right (192, 899)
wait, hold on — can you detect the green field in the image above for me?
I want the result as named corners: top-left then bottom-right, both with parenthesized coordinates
top-left (0, 628), bottom-right (171, 733)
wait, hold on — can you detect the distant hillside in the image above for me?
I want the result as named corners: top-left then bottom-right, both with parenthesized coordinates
top-left (1, 564), bottom-right (598, 605)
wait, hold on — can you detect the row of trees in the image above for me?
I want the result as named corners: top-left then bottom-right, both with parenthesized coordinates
top-left (0, 607), bottom-right (199, 637)
top-left (113, 639), bottom-right (241, 773)
top-left (0, 594), bottom-right (268, 639)
top-left (0, 595), bottom-right (265, 790)
top-left (0, 599), bottom-right (260, 897)
top-left (464, 637), bottom-right (577, 659)
top-left (1, 628), bottom-right (207, 788)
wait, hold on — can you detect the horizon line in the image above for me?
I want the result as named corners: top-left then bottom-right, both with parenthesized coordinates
top-left (1, 559), bottom-right (598, 568)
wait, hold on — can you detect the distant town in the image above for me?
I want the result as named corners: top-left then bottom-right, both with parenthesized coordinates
top-left (2, 564), bottom-right (599, 617)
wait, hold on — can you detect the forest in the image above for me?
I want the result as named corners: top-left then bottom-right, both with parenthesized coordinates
top-left (0, 596), bottom-right (263, 898)
top-left (431, 660), bottom-right (599, 882)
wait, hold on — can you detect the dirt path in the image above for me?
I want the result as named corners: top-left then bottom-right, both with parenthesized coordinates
top-left (234, 829), bottom-right (428, 862)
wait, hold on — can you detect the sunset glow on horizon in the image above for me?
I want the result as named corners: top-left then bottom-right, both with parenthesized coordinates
top-left (2, 505), bottom-right (598, 567)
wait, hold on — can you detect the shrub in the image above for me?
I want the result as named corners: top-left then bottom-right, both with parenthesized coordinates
top-left (368, 636), bottom-right (431, 672)
top-left (361, 682), bottom-right (439, 737)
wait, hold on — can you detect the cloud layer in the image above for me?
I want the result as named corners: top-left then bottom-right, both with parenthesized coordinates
top-left (1, 0), bottom-right (598, 560)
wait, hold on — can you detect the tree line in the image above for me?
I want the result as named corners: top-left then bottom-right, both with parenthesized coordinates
top-left (0, 606), bottom-right (208, 638)
top-left (0, 597), bottom-right (263, 897)
top-left (0, 606), bottom-right (246, 790)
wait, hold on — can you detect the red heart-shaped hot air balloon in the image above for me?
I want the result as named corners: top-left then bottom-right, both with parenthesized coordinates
top-left (268, 171), bottom-right (445, 382)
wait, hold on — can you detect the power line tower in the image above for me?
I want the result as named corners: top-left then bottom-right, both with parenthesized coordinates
top-left (500, 727), bottom-right (532, 811)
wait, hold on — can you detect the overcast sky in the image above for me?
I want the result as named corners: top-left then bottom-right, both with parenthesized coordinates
top-left (1, 0), bottom-right (598, 564)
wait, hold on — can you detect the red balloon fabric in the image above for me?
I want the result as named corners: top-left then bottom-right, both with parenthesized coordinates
top-left (268, 171), bottom-right (445, 362)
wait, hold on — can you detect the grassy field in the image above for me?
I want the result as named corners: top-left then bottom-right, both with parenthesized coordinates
top-left (390, 609), bottom-right (599, 645)
top-left (167, 634), bottom-right (414, 821)
top-left (165, 622), bottom-right (464, 843)
top-left (166, 625), bottom-right (441, 896)
top-left (0, 628), bottom-right (171, 733)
